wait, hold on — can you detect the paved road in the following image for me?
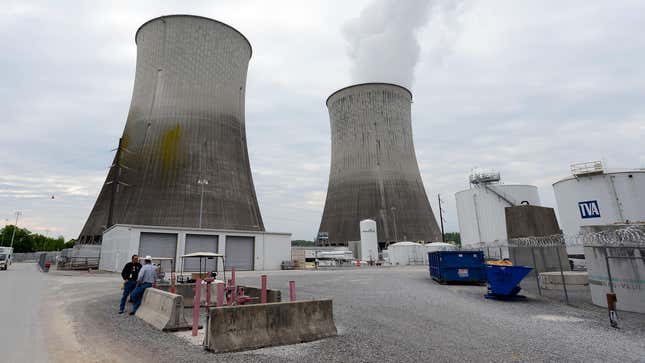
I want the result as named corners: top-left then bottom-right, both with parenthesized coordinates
top-left (0, 263), bottom-right (48, 362)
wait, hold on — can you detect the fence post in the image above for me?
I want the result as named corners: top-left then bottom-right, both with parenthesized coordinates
top-left (556, 250), bottom-right (569, 305)
top-left (604, 247), bottom-right (614, 293)
top-left (530, 247), bottom-right (542, 296)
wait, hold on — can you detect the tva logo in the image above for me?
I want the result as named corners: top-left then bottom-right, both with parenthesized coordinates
top-left (578, 200), bottom-right (600, 219)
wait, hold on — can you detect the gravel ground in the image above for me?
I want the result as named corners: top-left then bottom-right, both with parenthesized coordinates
top-left (55, 266), bottom-right (645, 362)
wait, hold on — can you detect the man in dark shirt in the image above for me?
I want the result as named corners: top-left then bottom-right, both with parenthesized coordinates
top-left (119, 255), bottom-right (141, 314)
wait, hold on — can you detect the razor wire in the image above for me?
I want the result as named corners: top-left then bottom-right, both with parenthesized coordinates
top-left (459, 225), bottom-right (645, 250)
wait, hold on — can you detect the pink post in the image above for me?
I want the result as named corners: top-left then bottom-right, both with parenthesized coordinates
top-left (192, 278), bottom-right (201, 336)
top-left (231, 267), bottom-right (237, 303)
top-left (216, 282), bottom-right (225, 307)
top-left (289, 280), bottom-right (296, 302)
top-left (261, 275), bottom-right (267, 304)
top-left (205, 281), bottom-right (211, 307)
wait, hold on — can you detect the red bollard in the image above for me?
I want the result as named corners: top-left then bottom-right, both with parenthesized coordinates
top-left (216, 282), bottom-right (225, 307)
top-left (231, 267), bottom-right (237, 303)
top-left (607, 293), bottom-right (619, 328)
top-left (289, 281), bottom-right (296, 302)
top-left (192, 278), bottom-right (201, 336)
top-left (261, 275), bottom-right (267, 304)
top-left (205, 280), bottom-right (212, 307)
top-left (170, 272), bottom-right (176, 294)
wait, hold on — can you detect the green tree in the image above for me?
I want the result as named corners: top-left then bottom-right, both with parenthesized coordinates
top-left (443, 232), bottom-right (461, 246)
top-left (0, 225), bottom-right (75, 252)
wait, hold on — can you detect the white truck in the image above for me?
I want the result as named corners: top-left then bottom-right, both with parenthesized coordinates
top-left (0, 247), bottom-right (13, 270)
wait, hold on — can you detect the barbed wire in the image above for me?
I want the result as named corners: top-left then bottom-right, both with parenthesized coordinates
top-left (460, 225), bottom-right (645, 250)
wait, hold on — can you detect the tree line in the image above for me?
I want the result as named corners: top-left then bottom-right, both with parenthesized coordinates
top-left (0, 225), bottom-right (75, 253)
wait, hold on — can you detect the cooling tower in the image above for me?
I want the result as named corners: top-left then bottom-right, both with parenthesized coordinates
top-left (78, 15), bottom-right (263, 243)
top-left (318, 83), bottom-right (441, 245)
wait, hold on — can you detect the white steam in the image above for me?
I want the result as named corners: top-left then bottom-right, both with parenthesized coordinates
top-left (343, 0), bottom-right (433, 88)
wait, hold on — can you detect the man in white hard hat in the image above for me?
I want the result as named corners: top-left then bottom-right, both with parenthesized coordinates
top-left (129, 255), bottom-right (156, 315)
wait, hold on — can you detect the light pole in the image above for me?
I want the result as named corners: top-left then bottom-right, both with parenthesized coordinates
top-left (10, 211), bottom-right (22, 248)
top-left (197, 179), bottom-right (209, 228)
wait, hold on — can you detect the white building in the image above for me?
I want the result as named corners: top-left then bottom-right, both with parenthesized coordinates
top-left (99, 224), bottom-right (291, 273)
top-left (456, 171), bottom-right (540, 257)
top-left (387, 241), bottom-right (426, 265)
top-left (553, 162), bottom-right (645, 255)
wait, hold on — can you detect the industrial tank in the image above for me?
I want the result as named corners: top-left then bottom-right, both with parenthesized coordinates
top-left (553, 163), bottom-right (645, 255)
top-left (318, 83), bottom-right (442, 246)
top-left (455, 171), bottom-right (540, 254)
top-left (78, 15), bottom-right (264, 243)
top-left (359, 219), bottom-right (379, 262)
top-left (387, 241), bottom-right (425, 266)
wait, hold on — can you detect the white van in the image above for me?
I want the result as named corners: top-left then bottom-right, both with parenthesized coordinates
top-left (0, 247), bottom-right (13, 270)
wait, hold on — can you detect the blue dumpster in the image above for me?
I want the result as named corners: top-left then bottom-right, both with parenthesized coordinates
top-left (428, 251), bottom-right (486, 284)
top-left (485, 265), bottom-right (532, 300)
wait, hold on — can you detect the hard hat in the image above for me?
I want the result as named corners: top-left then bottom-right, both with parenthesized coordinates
top-left (144, 255), bottom-right (152, 261)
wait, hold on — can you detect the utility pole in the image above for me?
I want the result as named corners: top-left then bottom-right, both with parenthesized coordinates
top-left (106, 138), bottom-right (132, 229)
top-left (438, 194), bottom-right (446, 242)
top-left (197, 179), bottom-right (209, 228)
top-left (10, 211), bottom-right (22, 248)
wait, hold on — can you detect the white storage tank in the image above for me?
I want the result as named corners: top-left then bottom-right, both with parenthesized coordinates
top-left (359, 219), bottom-right (379, 262)
top-left (388, 241), bottom-right (425, 265)
top-left (456, 171), bottom-right (540, 257)
top-left (553, 162), bottom-right (645, 255)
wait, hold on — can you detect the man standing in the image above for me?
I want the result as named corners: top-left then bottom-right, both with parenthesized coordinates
top-left (119, 255), bottom-right (141, 314)
top-left (129, 255), bottom-right (156, 315)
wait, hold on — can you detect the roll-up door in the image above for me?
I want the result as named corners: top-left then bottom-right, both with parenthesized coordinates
top-left (139, 233), bottom-right (178, 265)
top-left (184, 234), bottom-right (219, 272)
top-left (225, 236), bottom-right (254, 271)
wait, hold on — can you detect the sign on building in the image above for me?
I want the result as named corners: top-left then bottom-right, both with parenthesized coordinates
top-left (578, 200), bottom-right (600, 219)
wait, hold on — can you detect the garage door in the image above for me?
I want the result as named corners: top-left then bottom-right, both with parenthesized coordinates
top-left (184, 234), bottom-right (219, 272)
top-left (225, 236), bottom-right (254, 271)
top-left (139, 233), bottom-right (177, 264)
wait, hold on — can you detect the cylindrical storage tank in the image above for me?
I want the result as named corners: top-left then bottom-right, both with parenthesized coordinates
top-left (455, 184), bottom-right (540, 254)
top-left (388, 241), bottom-right (425, 265)
top-left (359, 219), bottom-right (379, 261)
top-left (318, 83), bottom-right (442, 245)
top-left (553, 170), bottom-right (645, 255)
top-left (78, 16), bottom-right (264, 243)
top-left (582, 224), bottom-right (645, 313)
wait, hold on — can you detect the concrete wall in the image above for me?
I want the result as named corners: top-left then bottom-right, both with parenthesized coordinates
top-left (318, 83), bottom-right (441, 245)
top-left (205, 299), bottom-right (337, 353)
top-left (78, 15), bottom-right (263, 243)
top-left (505, 206), bottom-right (570, 274)
top-left (100, 224), bottom-right (290, 272)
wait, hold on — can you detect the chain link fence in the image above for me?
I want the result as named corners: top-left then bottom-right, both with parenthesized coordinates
top-left (458, 226), bottom-right (645, 306)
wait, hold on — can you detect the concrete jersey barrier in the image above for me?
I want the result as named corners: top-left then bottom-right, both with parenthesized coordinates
top-left (205, 299), bottom-right (337, 353)
top-left (135, 288), bottom-right (191, 331)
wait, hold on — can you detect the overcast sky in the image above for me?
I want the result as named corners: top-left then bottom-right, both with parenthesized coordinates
top-left (1, 0), bottom-right (644, 241)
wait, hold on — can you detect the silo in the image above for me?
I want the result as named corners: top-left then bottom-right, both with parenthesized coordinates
top-left (78, 15), bottom-right (263, 243)
top-left (318, 83), bottom-right (442, 246)
top-left (552, 162), bottom-right (645, 254)
top-left (359, 219), bottom-right (379, 261)
top-left (455, 171), bottom-right (540, 256)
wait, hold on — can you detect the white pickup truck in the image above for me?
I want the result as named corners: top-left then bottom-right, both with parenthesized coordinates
top-left (0, 247), bottom-right (13, 270)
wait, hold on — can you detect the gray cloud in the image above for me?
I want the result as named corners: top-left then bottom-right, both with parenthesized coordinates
top-left (1, 1), bottom-right (644, 241)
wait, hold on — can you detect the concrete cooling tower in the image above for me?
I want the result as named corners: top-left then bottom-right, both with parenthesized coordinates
top-left (318, 83), bottom-right (442, 246)
top-left (78, 15), bottom-right (263, 243)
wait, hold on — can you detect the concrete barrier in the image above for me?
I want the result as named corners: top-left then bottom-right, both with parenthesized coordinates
top-left (539, 271), bottom-right (588, 289)
top-left (135, 288), bottom-right (191, 331)
top-left (205, 299), bottom-right (337, 353)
